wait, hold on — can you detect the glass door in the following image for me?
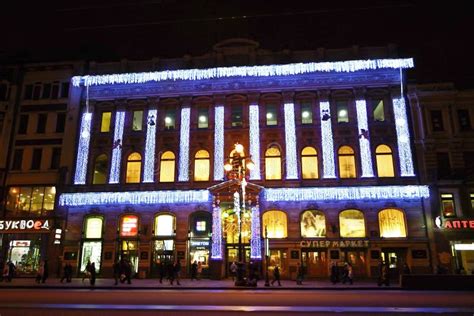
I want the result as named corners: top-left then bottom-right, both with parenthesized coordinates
top-left (122, 240), bottom-right (139, 274)
top-left (302, 250), bottom-right (327, 278)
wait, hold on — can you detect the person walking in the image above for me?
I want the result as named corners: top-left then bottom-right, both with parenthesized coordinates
top-left (89, 262), bottom-right (96, 286)
top-left (230, 261), bottom-right (237, 281)
top-left (60, 263), bottom-right (69, 283)
top-left (82, 260), bottom-right (91, 283)
top-left (190, 260), bottom-right (198, 281)
top-left (6, 261), bottom-right (15, 282)
top-left (330, 262), bottom-right (339, 284)
top-left (41, 260), bottom-right (49, 283)
top-left (36, 261), bottom-right (44, 284)
top-left (167, 261), bottom-right (175, 285)
top-left (378, 261), bottom-right (390, 286)
top-left (173, 259), bottom-right (181, 285)
top-left (197, 261), bottom-right (203, 280)
top-left (296, 262), bottom-right (304, 285)
top-left (158, 260), bottom-right (165, 284)
top-left (271, 265), bottom-right (281, 286)
top-left (113, 260), bottom-right (121, 285)
top-left (121, 259), bottom-right (132, 285)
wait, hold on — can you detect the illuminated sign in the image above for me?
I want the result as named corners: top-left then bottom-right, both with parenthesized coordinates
top-left (436, 217), bottom-right (474, 230)
top-left (121, 216), bottom-right (138, 237)
top-left (0, 219), bottom-right (50, 233)
top-left (300, 240), bottom-right (369, 248)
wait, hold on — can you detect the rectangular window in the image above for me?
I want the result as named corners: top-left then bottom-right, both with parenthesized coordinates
top-left (164, 109), bottom-right (175, 129)
top-left (24, 84), bottom-right (33, 100)
top-left (196, 221), bottom-right (206, 232)
top-left (440, 193), bottom-right (456, 217)
top-left (436, 152), bottom-right (451, 179)
top-left (32, 84), bottom-right (41, 100)
top-left (0, 112), bottom-right (4, 133)
top-left (41, 83), bottom-right (51, 99)
top-left (56, 112), bottom-right (66, 133)
top-left (336, 100), bottom-right (349, 123)
top-left (373, 100), bottom-right (385, 121)
top-left (197, 107), bottom-right (209, 129)
top-left (18, 115), bottom-right (29, 134)
top-left (0, 83), bottom-right (8, 100)
top-left (12, 149), bottom-right (23, 170)
top-left (50, 148), bottom-right (61, 169)
top-left (132, 110), bottom-right (143, 131)
top-left (31, 148), bottom-right (42, 170)
top-left (60, 82), bottom-right (70, 98)
top-left (266, 104), bottom-right (278, 126)
top-left (430, 110), bottom-right (444, 131)
top-left (100, 112), bottom-right (111, 132)
top-left (36, 114), bottom-right (47, 134)
top-left (6, 186), bottom-right (55, 213)
top-left (457, 109), bottom-right (471, 131)
top-left (51, 82), bottom-right (59, 99)
top-left (301, 101), bottom-right (313, 124)
top-left (231, 105), bottom-right (243, 127)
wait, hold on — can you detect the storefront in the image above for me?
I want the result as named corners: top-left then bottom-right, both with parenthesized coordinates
top-left (151, 213), bottom-right (176, 276)
top-left (0, 218), bottom-right (52, 276)
top-left (188, 211), bottom-right (211, 277)
top-left (80, 216), bottom-right (104, 274)
top-left (118, 215), bottom-right (140, 274)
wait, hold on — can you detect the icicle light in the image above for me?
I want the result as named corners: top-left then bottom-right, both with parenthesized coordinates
top-left (178, 107), bottom-right (190, 182)
top-left (143, 109), bottom-right (157, 183)
top-left (211, 203), bottom-right (223, 260)
top-left (393, 97), bottom-right (415, 176)
top-left (356, 100), bottom-right (374, 177)
top-left (284, 102), bottom-right (298, 179)
top-left (320, 101), bottom-right (336, 178)
top-left (74, 112), bottom-right (92, 185)
top-left (109, 111), bottom-right (125, 184)
top-left (250, 205), bottom-right (262, 259)
top-left (213, 105), bottom-right (224, 181)
top-left (249, 104), bottom-right (261, 180)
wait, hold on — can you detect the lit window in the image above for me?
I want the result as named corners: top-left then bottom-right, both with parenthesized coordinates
top-left (301, 146), bottom-right (318, 179)
top-left (155, 214), bottom-right (175, 236)
top-left (194, 150), bottom-right (210, 181)
top-left (338, 146), bottom-right (356, 178)
top-left (120, 215), bottom-right (138, 237)
top-left (196, 221), bottom-right (206, 232)
top-left (339, 209), bottom-right (365, 238)
top-left (440, 193), bottom-right (456, 217)
top-left (471, 193), bottom-right (474, 211)
top-left (222, 209), bottom-right (251, 243)
top-left (336, 101), bottom-right (349, 123)
top-left (159, 151), bottom-right (175, 182)
top-left (231, 105), bottom-right (243, 127)
top-left (126, 152), bottom-right (142, 183)
top-left (84, 217), bottom-right (103, 239)
top-left (198, 108), bottom-right (209, 129)
top-left (373, 100), bottom-right (385, 121)
top-left (164, 110), bottom-right (175, 129)
top-left (132, 111), bottom-right (143, 131)
top-left (375, 144), bottom-right (395, 177)
top-left (301, 210), bottom-right (326, 237)
top-left (266, 104), bottom-right (278, 126)
top-left (265, 146), bottom-right (281, 180)
top-left (263, 210), bottom-right (287, 238)
top-left (6, 186), bottom-right (55, 214)
top-left (93, 154), bottom-right (108, 184)
top-left (100, 112), bottom-right (111, 132)
top-left (379, 209), bottom-right (406, 238)
top-left (301, 102), bottom-right (313, 124)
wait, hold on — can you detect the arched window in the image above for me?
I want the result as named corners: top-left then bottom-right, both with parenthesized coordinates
top-left (301, 147), bottom-right (319, 179)
top-left (265, 146), bottom-right (281, 180)
top-left (379, 209), bottom-right (407, 238)
top-left (375, 144), bottom-right (395, 177)
top-left (159, 151), bottom-right (175, 182)
top-left (126, 152), bottom-right (141, 183)
top-left (92, 154), bottom-right (108, 184)
top-left (338, 146), bottom-right (356, 178)
top-left (262, 210), bottom-right (287, 238)
top-left (301, 210), bottom-right (326, 237)
top-left (154, 214), bottom-right (176, 236)
top-left (339, 209), bottom-right (365, 238)
top-left (194, 150), bottom-right (210, 181)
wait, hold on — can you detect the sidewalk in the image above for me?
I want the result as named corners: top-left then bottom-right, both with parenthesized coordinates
top-left (0, 277), bottom-right (400, 290)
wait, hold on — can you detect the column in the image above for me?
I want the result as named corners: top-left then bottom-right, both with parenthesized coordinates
top-left (250, 202), bottom-right (262, 259)
top-left (319, 90), bottom-right (336, 178)
top-left (393, 93), bottom-right (415, 176)
top-left (283, 92), bottom-right (298, 180)
top-left (73, 108), bottom-right (93, 185)
top-left (143, 97), bottom-right (158, 183)
top-left (178, 97), bottom-right (191, 182)
top-left (213, 95), bottom-right (225, 181)
top-left (109, 101), bottom-right (126, 184)
top-left (355, 89), bottom-right (374, 178)
top-left (211, 197), bottom-right (223, 260)
top-left (248, 94), bottom-right (261, 180)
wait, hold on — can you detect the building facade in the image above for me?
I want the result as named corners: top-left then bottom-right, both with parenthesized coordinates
top-left (56, 40), bottom-right (431, 280)
top-left (409, 83), bottom-right (474, 275)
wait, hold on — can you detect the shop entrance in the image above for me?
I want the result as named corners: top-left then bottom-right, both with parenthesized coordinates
top-left (226, 245), bottom-right (250, 276)
top-left (381, 248), bottom-right (407, 280)
top-left (8, 239), bottom-right (41, 276)
top-left (120, 240), bottom-right (139, 275)
top-left (341, 249), bottom-right (367, 277)
top-left (301, 249), bottom-right (327, 278)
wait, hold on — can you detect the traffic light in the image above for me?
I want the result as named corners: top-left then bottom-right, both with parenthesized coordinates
top-left (54, 228), bottom-right (62, 244)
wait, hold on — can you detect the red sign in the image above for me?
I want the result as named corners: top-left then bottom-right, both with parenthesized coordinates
top-left (443, 219), bottom-right (474, 230)
top-left (121, 216), bottom-right (138, 237)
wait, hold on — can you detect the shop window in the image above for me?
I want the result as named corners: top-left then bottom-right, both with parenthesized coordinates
top-left (263, 210), bottom-right (287, 238)
top-left (164, 109), bottom-right (175, 130)
top-left (373, 100), bottom-right (385, 121)
top-left (84, 217), bottom-right (103, 239)
top-left (430, 110), bottom-right (444, 132)
top-left (375, 144), bottom-right (395, 177)
top-left (440, 193), bottom-right (456, 217)
top-left (132, 110), bottom-right (143, 131)
top-left (338, 146), bottom-right (356, 178)
top-left (198, 107), bottom-right (209, 129)
top-left (378, 209), bottom-right (407, 238)
top-left (301, 210), bottom-right (326, 237)
top-left (120, 215), bottom-right (139, 237)
top-left (231, 105), bottom-right (243, 127)
top-left (194, 150), bottom-right (210, 181)
top-left (222, 208), bottom-right (251, 244)
top-left (301, 146), bottom-right (318, 179)
top-left (100, 112), bottom-right (111, 132)
top-left (159, 151), bottom-right (175, 182)
top-left (471, 193), bottom-right (474, 211)
top-left (266, 104), bottom-right (278, 126)
top-left (301, 101), bottom-right (313, 124)
top-left (336, 100), bottom-right (349, 123)
top-left (80, 241), bottom-right (102, 273)
top-left (8, 238), bottom-right (42, 276)
top-left (265, 146), bottom-right (282, 180)
top-left (155, 214), bottom-right (176, 236)
top-left (93, 154), bottom-right (108, 184)
top-left (126, 152), bottom-right (142, 183)
top-left (6, 186), bottom-right (56, 214)
top-left (339, 209), bottom-right (365, 238)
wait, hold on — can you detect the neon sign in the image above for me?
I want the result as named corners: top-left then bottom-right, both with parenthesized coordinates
top-left (121, 216), bottom-right (138, 237)
top-left (0, 219), bottom-right (50, 233)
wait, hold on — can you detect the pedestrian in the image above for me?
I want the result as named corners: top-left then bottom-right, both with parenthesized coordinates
top-left (346, 263), bottom-right (353, 285)
top-left (190, 260), bottom-right (198, 281)
top-left (41, 260), bottom-right (49, 283)
top-left (173, 259), bottom-right (181, 285)
top-left (197, 261), bottom-right (203, 280)
top-left (36, 261), bottom-right (44, 284)
top-left (230, 261), bottom-right (237, 281)
top-left (82, 260), bottom-right (91, 282)
top-left (60, 263), bottom-right (69, 283)
top-left (89, 262), bottom-right (96, 286)
top-left (330, 262), bottom-right (339, 284)
top-left (158, 260), bottom-right (165, 284)
top-left (113, 260), bottom-right (121, 285)
top-left (342, 262), bottom-right (353, 285)
top-left (2, 262), bottom-right (10, 282)
top-left (247, 261), bottom-right (258, 287)
top-left (167, 261), bottom-right (175, 285)
top-left (271, 265), bottom-right (281, 286)
top-left (296, 262), bottom-right (304, 285)
top-left (378, 261), bottom-right (389, 286)
top-left (121, 258), bottom-right (132, 285)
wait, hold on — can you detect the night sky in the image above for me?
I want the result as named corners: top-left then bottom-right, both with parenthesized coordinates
top-left (1, 1), bottom-right (472, 87)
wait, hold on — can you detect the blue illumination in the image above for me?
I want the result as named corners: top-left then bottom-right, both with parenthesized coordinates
top-left (178, 107), bottom-right (190, 182)
top-left (320, 101), bottom-right (336, 178)
top-left (393, 97), bottom-right (415, 176)
top-left (109, 111), bottom-right (125, 184)
top-left (143, 109), bottom-right (157, 183)
top-left (211, 204), bottom-right (223, 260)
top-left (250, 205), bottom-right (262, 259)
top-left (249, 104), bottom-right (261, 180)
top-left (213, 106), bottom-right (224, 181)
top-left (356, 100), bottom-right (374, 177)
top-left (74, 112), bottom-right (92, 185)
top-left (284, 103), bottom-right (298, 180)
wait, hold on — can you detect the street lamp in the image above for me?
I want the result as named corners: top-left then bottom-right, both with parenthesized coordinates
top-left (224, 143), bottom-right (254, 265)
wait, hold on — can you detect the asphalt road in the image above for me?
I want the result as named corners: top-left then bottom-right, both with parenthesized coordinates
top-left (0, 289), bottom-right (473, 315)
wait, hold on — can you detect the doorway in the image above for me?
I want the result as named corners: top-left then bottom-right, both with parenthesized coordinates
top-left (381, 248), bottom-right (407, 281)
top-left (341, 249), bottom-right (367, 277)
top-left (302, 249), bottom-right (328, 278)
